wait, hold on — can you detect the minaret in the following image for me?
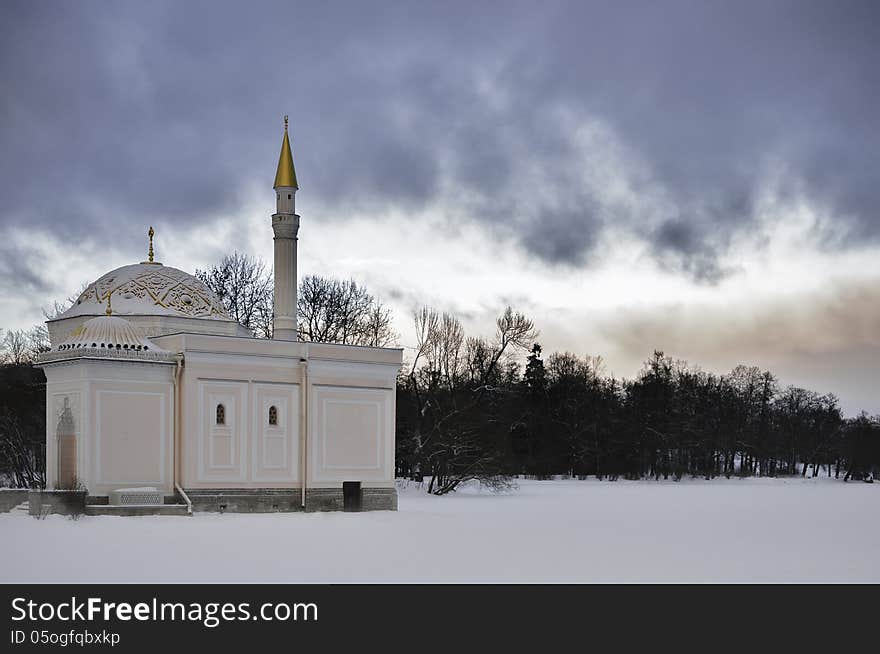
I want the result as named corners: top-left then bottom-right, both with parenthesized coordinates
top-left (272, 115), bottom-right (300, 341)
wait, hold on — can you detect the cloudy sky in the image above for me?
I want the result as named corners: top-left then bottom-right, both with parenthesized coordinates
top-left (1, 1), bottom-right (878, 414)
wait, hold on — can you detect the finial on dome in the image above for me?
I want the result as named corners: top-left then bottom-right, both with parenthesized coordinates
top-left (284, 115), bottom-right (288, 131)
top-left (141, 226), bottom-right (162, 265)
top-left (106, 293), bottom-right (113, 316)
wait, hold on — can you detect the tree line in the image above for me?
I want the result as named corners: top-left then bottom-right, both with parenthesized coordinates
top-left (395, 308), bottom-right (880, 493)
top-left (1, 253), bottom-right (877, 491)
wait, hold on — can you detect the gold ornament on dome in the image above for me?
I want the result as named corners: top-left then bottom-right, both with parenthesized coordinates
top-left (141, 226), bottom-right (160, 265)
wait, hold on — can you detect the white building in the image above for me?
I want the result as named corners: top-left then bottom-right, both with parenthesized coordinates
top-left (35, 120), bottom-right (402, 514)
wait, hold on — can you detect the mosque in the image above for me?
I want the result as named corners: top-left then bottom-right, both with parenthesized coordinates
top-left (34, 120), bottom-right (402, 514)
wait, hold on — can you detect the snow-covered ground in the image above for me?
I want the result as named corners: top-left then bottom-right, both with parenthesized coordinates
top-left (1, 477), bottom-right (877, 583)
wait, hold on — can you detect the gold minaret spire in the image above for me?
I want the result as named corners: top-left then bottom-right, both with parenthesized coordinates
top-left (273, 115), bottom-right (298, 189)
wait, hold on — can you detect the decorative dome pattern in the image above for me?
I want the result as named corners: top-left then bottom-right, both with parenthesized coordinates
top-left (60, 263), bottom-right (231, 321)
top-left (55, 315), bottom-right (164, 353)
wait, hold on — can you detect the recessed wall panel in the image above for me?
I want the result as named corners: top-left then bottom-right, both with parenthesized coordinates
top-left (252, 383), bottom-right (299, 483)
top-left (96, 390), bottom-right (165, 487)
top-left (198, 381), bottom-right (247, 482)
top-left (311, 385), bottom-right (393, 483)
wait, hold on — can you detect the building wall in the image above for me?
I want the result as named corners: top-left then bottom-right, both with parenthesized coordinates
top-left (41, 359), bottom-right (175, 495)
top-left (39, 335), bottom-right (402, 501)
top-left (309, 384), bottom-right (395, 484)
top-left (194, 379), bottom-right (301, 485)
top-left (153, 333), bottom-right (402, 492)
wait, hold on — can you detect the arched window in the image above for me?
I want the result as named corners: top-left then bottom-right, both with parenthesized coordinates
top-left (268, 405), bottom-right (278, 426)
top-left (216, 404), bottom-right (226, 425)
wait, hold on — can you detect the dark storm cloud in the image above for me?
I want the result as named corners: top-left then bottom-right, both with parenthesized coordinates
top-left (525, 206), bottom-right (603, 266)
top-left (0, 241), bottom-right (50, 296)
top-left (1, 0), bottom-right (878, 275)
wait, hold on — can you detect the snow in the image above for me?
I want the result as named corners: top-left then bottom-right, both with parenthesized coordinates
top-left (1, 477), bottom-right (878, 583)
top-left (110, 487), bottom-right (159, 493)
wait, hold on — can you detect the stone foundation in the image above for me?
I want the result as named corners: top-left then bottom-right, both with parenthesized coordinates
top-left (0, 489), bottom-right (30, 513)
top-left (183, 487), bottom-right (397, 513)
top-left (17, 488), bottom-right (397, 515)
top-left (28, 489), bottom-right (87, 516)
top-left (186, 489), bottom-right (303, 513)
top-left (362, 488), bottom-right (398, 511)
top-left (304, 488), bottom-right (343, 512)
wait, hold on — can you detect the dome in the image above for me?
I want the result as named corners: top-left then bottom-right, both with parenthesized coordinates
top-left (55, 315), bottom-right (165, 354)
top-left (38, 313), bottom-right (176, 365)
top-left (59, 263), bottom-right (232, 321)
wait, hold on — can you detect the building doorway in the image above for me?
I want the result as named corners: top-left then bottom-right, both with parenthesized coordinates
top-left (343, 481), bottom-right (362, 512)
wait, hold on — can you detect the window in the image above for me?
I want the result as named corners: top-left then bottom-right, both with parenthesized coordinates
top-left (268, 405), bottom-right (278, 426)
top-left (216, 404), bottom-right (226, 425)
top-left (287, 194), bottom-right (292, 199)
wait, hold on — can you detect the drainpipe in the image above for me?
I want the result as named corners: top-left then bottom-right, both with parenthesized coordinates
top-left (300, 356), bottom-right (309, 509)
top-left (175, 483), bottom-right (193, 516)
top-left (172, 352), bottom-right (184, 494)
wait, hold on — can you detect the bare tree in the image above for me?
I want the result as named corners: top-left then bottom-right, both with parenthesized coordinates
top-left (27, 325), bottom-right (50, 358)
top-left (297, 275), bottom-right (396, 346)
top-left (469, 307), bottom-right (538, 394)
top-left (402, 305), bottom-right (537, 494)
top-left (433, 312), bottom-right (465, 390)
top-left (196, 252), bottom-right (274, 338)
top-left (41, 283), bottom-right (88, 322)
top-left (196, 254), bottom-right (397, 346)
top-left (0, 414), bottom-right (45, 489)
top-left (362, 301), bottom-right (397, 348)
top-left (2, 330), bottom-right (30, 365)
